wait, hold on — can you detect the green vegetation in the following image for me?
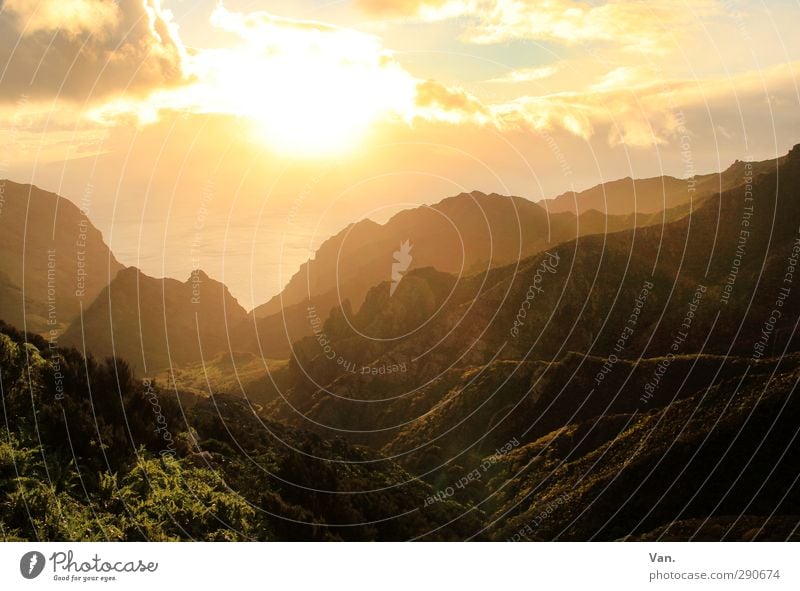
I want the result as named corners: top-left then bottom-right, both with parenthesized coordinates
top-left (156, 350), bottom-right (289, 408)
top-left (0, 321), bottom-right (480, 541)
top-left (3, 147), bottom-right (800, 541)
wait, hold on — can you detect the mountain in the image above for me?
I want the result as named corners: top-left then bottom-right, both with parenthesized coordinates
top-left (2, 144), bottom-right (799, 541)
top-left (154, 350), bottom-right (290, 408)
top-left (271, 144), bottom-right (800, 466)
top-left (255, 190), bottom-right (702, 319)
top-left (244, 191), bottom-right (704, 359)
top-left (60, 267), bottom-right (248, 374)
top-left (0, 180), bottom-right (124, 333)
top-left (0, 322), bottom-right (482, 541)
top-left (542, 154), bottom-right (783, 215)
top-left (253, 145), bottom-right (800, 540)
top-left (484, 356), bottom-right (800, 540)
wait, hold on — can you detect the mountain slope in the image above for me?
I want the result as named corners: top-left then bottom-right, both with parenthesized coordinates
top-left (253, 191), bottom-right (706, 321)
top-left (245, 191), bottom-right (707, 359)
top-left (484, 358), bottom-right (800, 540)
top-left (0, 180), bottom-right (124, 333)
top-left (542, 154), bottom-right (782, 215)
top-left (0, 321), bottom-right (483, 541)
top-left (271, 144), bottom-right (800, 474)
top-left (61, 267), bottom-right (248, 374)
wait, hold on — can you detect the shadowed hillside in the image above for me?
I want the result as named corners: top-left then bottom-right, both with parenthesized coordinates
top-left (0, 180), bottom-right (124, 333)
top-left (60, 268), bottom-right (248, 375)
top-left (2, 147), bottom-right (799, 541)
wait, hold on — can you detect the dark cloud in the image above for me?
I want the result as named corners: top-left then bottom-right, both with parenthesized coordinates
top-left (0, 0), bottom-right (186, 102)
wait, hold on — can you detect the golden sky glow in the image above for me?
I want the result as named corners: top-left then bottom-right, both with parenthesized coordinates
top-left (182, 6), bottom-right (420, 155)
top-left (3, 0), bottom-right (799, 155)
top-left (1, 0), bottom-right (799, 306)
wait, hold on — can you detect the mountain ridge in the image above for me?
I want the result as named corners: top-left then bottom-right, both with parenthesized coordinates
top-left (541, 153), bottom-right (783, 215)
top-left (0, 180), bottom-right (124, 333)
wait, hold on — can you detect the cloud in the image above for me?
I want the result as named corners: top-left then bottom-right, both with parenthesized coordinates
top-left (357, 0), bottom-right (719, 53)
top-left (208, 5), bottom-right (383, 56)
top-left (88, 5), bottom-right (500, 153)
top-left (414, 79), bottom-right (490, 122)
top-left (491, 62), bottom-right (800, 147)
top-left (87, 5), bottom-right (428, 155)
top-left (588, 66), bottom-right (649, 91)
top-left (3, 0), bottom-right (118, 37)
top-left (5, 0), bottom-right (788, 160)
top-left (484, 65), bottom-right (559, 84)
top-left (357, 0), bottom-right (456, 18)
top-left (0, 0), bottom-right (186, 102)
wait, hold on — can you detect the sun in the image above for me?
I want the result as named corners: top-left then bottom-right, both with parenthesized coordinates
top-left (89, 8), bottom-right (421, 157)
top-left (241, 54), bottom-right (403, 157)
top-left (193, 9), bottom-right (418, 157)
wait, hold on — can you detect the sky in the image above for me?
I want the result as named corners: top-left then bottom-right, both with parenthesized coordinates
top-left (1, 0), bottom-right (799, 308)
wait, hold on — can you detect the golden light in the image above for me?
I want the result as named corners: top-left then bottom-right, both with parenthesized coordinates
top-left (191, 7), bottom-right (418, 157)
top-left (86, 6), bottom-right (480, 158)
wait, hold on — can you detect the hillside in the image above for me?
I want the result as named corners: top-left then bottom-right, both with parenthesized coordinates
top-left (2, 145), bottom-right (799, 541)
top-left (483, 357), bottom-right (800, 540)
top-left (0, 322), bottom-right (482, 541)
top-left (270, 145), bottom-right (800, 483)
top-left (60, 267), bottom-right (248, 374)
top-left (0, 180), bottom-right (124, 333)
top-left (245, 192), bottom-right (706, 359)
top-left (542, 153), bottom-right (783, 215)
